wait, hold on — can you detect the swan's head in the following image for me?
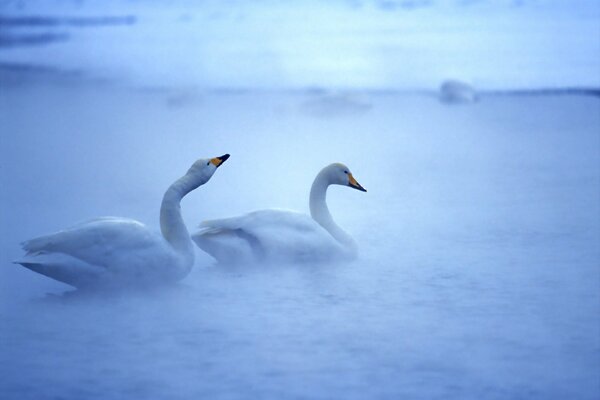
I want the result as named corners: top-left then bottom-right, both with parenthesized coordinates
top-left (327, 163), bottom-right (367, 192)
top-left (187, 154), bottom-right (230, 183)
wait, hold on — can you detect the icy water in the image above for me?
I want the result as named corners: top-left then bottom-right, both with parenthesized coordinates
top-left (1, 78), bottom-right (599, 399)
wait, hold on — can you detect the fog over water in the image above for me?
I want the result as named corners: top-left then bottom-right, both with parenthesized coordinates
top-left (1, 1), bottom-right (599, 399)
top-left (1, 0), bottom-right (599, 90)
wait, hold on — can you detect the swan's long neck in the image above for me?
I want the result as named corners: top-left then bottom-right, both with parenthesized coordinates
top-left (160, 174), bottom-right (198, 262)
top-left (309, 170), bottom-right (357, 254)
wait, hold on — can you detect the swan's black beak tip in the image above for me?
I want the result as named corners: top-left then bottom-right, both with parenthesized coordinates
top-left (215, 154), bottom-right (230, 167)
top-left (348, 175), bottom-right (367, 192)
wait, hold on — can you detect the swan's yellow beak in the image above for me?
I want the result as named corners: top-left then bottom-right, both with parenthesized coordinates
top-left (210, 154), bottom-right (230, 168)
top-left (348, 173), bottom-right (367, 192)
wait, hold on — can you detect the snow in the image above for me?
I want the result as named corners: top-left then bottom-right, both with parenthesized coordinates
top-left (1, 1), bottom-right (599, 399)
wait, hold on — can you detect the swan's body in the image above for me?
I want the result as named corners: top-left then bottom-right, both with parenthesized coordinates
top-left (193, 163), bottom-right (366, 264)
top-left (195, 209), bottom-right (346, 264)
top-left (14, 155), bottom-right (229, 288)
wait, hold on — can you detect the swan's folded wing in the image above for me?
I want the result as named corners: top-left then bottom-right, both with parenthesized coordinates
top-left (21, 217), bottom-right (123, 252)
top-left (20, 218), bottom-right (161, 268)
top-left (198, 215), bottom-right (250, 231)
top-left (200, 209), bottom-right (316, 231)
top-left (194, 209), bottom-right (341, 263)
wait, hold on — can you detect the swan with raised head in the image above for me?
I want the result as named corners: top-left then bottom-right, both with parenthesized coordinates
top-left (14, 154), bottom-right (230, 288)
top-left (192, 163), bottom-right (366, 264)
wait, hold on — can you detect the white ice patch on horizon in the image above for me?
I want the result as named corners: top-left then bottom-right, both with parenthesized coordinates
top-left (439, 79), bottom-right (478, 104)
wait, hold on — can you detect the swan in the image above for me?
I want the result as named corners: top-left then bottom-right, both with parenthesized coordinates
top-left (192, 163), bottom-right (366, 264)
top-left (14, 154), bottom-right (230, 288)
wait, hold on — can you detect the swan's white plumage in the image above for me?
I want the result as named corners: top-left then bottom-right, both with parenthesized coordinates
top-left (15, 155), bottom-right (230, 288)
top-left (195, 209), bottom-right (345, 263)
top-left (192, 163), bottom-right (365, 264)
top-left (17, 218), bottom-right (179, 287)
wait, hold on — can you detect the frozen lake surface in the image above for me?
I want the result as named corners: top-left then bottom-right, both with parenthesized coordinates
top-left (0, 75), bottom-right (599, 399)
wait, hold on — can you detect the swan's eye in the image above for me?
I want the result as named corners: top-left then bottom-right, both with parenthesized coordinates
top-left (206, 162), bottom-right (210, 166)
top-left (344, 170), bottom-right (348, 174)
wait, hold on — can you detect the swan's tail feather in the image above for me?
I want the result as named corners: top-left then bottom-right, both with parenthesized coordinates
top-left (14, 253), bottom-right (102, 288)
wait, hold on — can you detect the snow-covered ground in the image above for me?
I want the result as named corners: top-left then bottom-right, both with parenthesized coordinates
top-left (1, 1), bottom-right (599, 399)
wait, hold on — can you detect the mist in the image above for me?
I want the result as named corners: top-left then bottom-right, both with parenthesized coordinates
top-left (1, 1), bottom-right (599, 399)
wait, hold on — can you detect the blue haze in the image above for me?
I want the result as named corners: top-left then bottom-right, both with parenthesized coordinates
top-left (0, 1), bottom-right (599, 399)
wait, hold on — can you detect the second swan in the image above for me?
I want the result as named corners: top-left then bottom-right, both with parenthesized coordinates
top-left (192, 163), bottom-right (366, 264)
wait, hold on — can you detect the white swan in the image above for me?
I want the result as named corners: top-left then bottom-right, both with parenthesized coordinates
top-left (14, 154), bottom-right (230, 288)
top-left (192, 163), bottom-right (366, 264)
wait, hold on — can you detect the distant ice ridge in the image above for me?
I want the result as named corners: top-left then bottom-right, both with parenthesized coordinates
top-left (300, 91), bottom-right (372, 118)
top-left (439, 80), bottom-right (478, 104)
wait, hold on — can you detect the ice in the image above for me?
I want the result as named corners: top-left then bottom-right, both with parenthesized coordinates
top-left (439, 79), bottom-right (478, 104)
